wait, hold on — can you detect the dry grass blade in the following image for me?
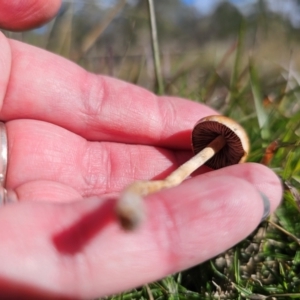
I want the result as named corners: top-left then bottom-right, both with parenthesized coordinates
top-left (145, 284), bottom-right (154, 300)
top-left (47, 2), bottom-right (73, 56)
top-left (267, 220), bottom-right (300, 246)
top-left (147, 0), bottom-right (164, 94)
top-left (78, 0), bottom-right (126, 60)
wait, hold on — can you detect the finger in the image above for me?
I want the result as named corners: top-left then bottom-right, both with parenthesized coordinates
top-left (6, 120), bottom-right (194, 194)
top-left (0, 34), bottom-right (217, 148)
top-left (198, 162), bottom-right (282, 212)
top-left (0, 0), bottom-right (61, 31)
top-left (6, 120), bottom-right (279, 200)
top-left (0, 172), bottom-right (282, 299)
top-left (14, 180), bottom-right (82, 203)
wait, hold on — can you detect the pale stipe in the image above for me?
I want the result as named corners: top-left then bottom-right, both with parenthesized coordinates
top-left (0, 123), bottom-right (7, 187)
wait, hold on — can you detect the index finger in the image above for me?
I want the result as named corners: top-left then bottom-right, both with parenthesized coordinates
top-left (0, 34), bottom-right (217, 149)
top-left (0, 168), bottom-right (282, 299)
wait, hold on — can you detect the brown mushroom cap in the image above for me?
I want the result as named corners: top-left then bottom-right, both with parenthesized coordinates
top-left (191, 115), bottom-right (249, 169)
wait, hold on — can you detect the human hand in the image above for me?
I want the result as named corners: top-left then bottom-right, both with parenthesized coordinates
top-left (0, 1), bottom-right (282, 299)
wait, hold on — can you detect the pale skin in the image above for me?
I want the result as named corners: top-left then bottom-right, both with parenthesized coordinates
top-left (0, 1), bottom-right (283, 299)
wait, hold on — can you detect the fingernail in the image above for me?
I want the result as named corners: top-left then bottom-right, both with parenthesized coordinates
top-left (259, 192), bottom-right (270, 221)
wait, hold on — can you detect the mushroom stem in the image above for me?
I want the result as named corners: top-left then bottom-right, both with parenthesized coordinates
top-left (116, 134), bottom-right (226, 230)
top-left (164, 134), bottom-right (226, 187)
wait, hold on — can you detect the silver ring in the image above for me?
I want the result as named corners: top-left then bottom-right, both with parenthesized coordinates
top-left (0, 187), bottom-right (8, 205)
top-left (0, 122), bottom-right (8, 187)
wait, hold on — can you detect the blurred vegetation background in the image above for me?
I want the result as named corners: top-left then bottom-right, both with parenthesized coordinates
top-left (4, 0), bottom-right (300, 298)
top-left (5, 0), bottom-right (300, 96)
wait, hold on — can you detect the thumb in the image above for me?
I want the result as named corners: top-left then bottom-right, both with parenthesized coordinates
top-left (0, 0), bottom-right (61, 31)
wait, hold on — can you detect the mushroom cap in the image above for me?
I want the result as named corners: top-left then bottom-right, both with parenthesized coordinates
top-left (191, 115), bottom-right (249, 169)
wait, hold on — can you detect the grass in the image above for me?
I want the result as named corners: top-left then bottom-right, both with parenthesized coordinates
top-left (5, 1), bottom-right (300, 299)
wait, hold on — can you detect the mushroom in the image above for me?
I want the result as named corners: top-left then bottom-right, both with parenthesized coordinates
top-left (116, 115), bottom-right (250, 230)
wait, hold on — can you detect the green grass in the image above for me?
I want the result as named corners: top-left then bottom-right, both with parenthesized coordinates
top-left (5, 1), bottom-right (300, 299)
